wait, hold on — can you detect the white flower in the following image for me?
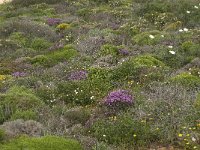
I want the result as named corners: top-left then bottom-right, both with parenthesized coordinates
top-left (183, 28), bottom-right (189, 32)
top-left (149, 35), bottom-right (155, 39)
top-left (74, 90), bottom-right (78, 94)
top-left (103, 135), bottom-right (106, 137)
top-left (194, 5), bottom-right (199, 9)
top-left (161, 35), bottom-right (164, 37)
top-left (168, 45), bottom-right (173, 49)
top-left (186, 10), bottom-right (191, 14)
top-left (179, 29), bottom-right (183, 32)
top-left (90, 96), bottom-right (95, 100)
top-left (192, 137), bottom-right (196, 142)
top-left (169, 51), bottom-right (176, 55)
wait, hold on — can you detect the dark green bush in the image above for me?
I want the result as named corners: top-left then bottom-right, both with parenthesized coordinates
top-left (0, 135), bottom-right (83, 150)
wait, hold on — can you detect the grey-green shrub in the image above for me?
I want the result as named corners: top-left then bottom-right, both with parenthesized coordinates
top-left (11, 0), bottom-right (64, 7)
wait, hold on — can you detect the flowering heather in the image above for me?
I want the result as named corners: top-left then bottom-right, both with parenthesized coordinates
top-left (12, 72), bottom-right (27, 78)
top-left (118, 49), bottom-right (130, 56)
top-left (47, 18), bottom-right (62, 26)
top-left (104, 89), bottom-right (133, 107)
top-left (68, 70), bottom-right (88, 81)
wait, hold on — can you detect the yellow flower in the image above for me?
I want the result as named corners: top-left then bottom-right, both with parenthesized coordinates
top-left (178, 134), bottom-right (183, 137)
top-left (133, 134), bottom-right (137, 137)
top-left (186, 142), bottom-right (190, 145)
top-left (186, 134), bottom-right (190, 137)
top-left (0, 75), bottom-right (6, 81)
top-left (56, 23), bottom-right (71, 30)
top-left (193, 146), bottom-right (197, 149)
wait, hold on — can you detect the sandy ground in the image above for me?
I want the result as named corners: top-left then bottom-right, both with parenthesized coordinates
top-left (0, 0), bottom-right (11, 4)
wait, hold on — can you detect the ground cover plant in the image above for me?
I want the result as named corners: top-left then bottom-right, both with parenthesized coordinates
top-left (0, 0), bottom-right (200, 149)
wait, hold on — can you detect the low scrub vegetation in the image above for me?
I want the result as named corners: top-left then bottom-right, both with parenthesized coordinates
top-left (0, 0), bottom-right (200, 149)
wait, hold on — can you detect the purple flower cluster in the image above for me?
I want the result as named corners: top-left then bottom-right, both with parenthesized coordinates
top-left (47, 18), bottom-right (61, 26)
top-left (118, 49), bottom-right (130, 56)
top-left (12, 72), bottom-right (27, 78)
top-left (104, 89), bottom-right (133, 107)
top-left (68, 70), bottom-right (88, 81)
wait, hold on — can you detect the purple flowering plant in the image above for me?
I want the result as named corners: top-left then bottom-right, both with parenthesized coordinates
top-left (12, 72), bottom-right (27, 78)
top-left (118, 49), bottom-right (130, 56)
top-left (104, 89), bottom-right (133, 110)
top-left (68, 70), bottom-right (88, 81)
top-left (47, 18), bottom-right (62, 26)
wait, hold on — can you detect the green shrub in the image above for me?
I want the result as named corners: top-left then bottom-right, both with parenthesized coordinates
top-left (11, 0), bottom-right (64, 7)
top-left (30, 55), bottom-right (51, 66)
top-left (89, 0), bottom-right (109, 4)
top-left (194, 93), bottom-right (200, 109)
top-left (181, 41), bottom-right (199, 57)
top-left (145, 12), bottom-right (177, 30)
top-left (64, 108), bottom-right (91, 125)
top-left (3, 86), bottom-right (43, 110)
top-left (9, 32), bottom-right (29, 47)
top-left (0, 86), bottom-right (43, 122)
top-left (57, 81), bottom-right (96, 106)
top-left (170, 73), bottom-right (200, 88)
top-left (189, 68), bottom-right (200, 77)
top-left (30, 45), bottom-right (77, 67)
top-left (153, 46), bottom-right (189, 69)
top-left (112, 55), bottom-right (167, 82)
top-left (163, 21), bottom-right (182, 31)
top-left (30, 37), bottom-right (52, 51)
top-left (99, 44), bottom-right (119, 56)
top-left (0, 135), bottom-right (83, 150)
top-left (10, 110), bottom-right (37, 121)
top-left (90, 114), bottom-right (157, 148)
top-left (10, 32), bottom-right (52, 51)
top-left (133, 30), bottom-right (167, 45)
top-left (87, 67), bottom-right (113, 97)
top-left (48, 45), bottom-right (78, 64)
top-left (0, 129), bottom-right (5, 143)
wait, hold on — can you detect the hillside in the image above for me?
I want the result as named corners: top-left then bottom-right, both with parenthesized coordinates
top-left (0, 0), bottom-right (200, 149)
